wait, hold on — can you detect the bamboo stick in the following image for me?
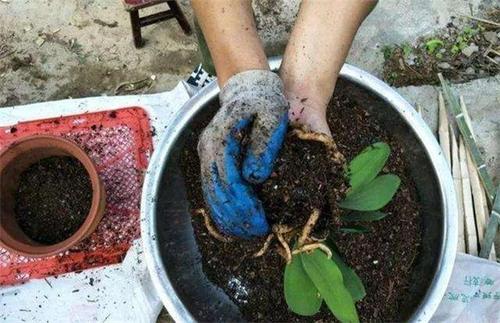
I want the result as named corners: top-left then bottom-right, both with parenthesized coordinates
top-left (438, 91), bottom-right (451, 167)
top-left (460, 96), bottom-right (475, 140)
top-left (466, 151), bottom-right (496, 260)
top-left (450, 126), bottom-right (466, 253)
top-left (480, 186), bottom-right (500, 259)
top-left (460, 96), bottom-right (497, 260)
top-left (459, 138), bottom-right (479, 255)
top-left (439, 74), bottom-right (495, 204)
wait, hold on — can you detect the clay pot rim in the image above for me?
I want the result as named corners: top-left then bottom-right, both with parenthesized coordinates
top-left (0, 135), bottom-right (105, 257)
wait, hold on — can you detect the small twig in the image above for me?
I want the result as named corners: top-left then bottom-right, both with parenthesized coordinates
top-left (460, 14), bottom-right (500, 28)
top-left (298, 209), bottom-right (321, 247)
top-left (485, 56), bottom-right (499, 65)
top-left (194, 209), bottom-right (233, 243)
top-left (253, 234), bottom-right (274, 257)
top-left (292, 243), bottom-right (333, 259)
top-left (114, 76), bottom-right (154, 95)
top-left (488, 49), bottom-right (500, 57)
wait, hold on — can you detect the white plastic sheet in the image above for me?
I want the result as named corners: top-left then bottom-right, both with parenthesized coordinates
top-left (431, 252), bottom-right (500, 322)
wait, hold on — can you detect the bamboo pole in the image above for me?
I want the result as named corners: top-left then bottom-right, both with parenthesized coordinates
top-left (460, 96), bottom-right (496, 260)
top-left (438, 91), bottom-right (451, 167)
top-left (450, 126), bottom-right (466, 253)
top-left (466, 151), bottom-right (496, 260)
top-left (439, 74), bottom-right (495, 204)
top-left (480, 186), bottom-right (500, 259)
top-left (459, 137), bottom-right (479, 255)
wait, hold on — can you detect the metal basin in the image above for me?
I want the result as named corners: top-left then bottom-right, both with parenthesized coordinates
top-left (141, 58), bottom-right (457, 322)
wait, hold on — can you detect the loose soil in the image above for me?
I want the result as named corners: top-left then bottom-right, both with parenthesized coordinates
top-left (181, 90), bottom-right (422, 322)
top-left (15, 156), bottom-right (92, 245)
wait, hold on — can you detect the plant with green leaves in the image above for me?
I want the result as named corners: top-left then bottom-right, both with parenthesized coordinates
top-left (451, 24), bottom-right (481, 55)
top-left (425, 38), bottom-right (444, 55)
top-left (283, 142), bottom-right (401, 322)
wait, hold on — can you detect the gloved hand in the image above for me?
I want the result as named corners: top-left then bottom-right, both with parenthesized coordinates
top-left (198, 70), bottom-right (288, 238)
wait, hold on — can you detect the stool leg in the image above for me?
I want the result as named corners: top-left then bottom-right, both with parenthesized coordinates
top-left (130, 10), bottom-right (144, 48)
top-left (167, 0), bottom-right (192, 35)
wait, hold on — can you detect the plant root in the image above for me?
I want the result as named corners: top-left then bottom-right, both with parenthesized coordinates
top-left (193, 209), bottom-right (233, 243)
top-left (298, 208), bottom-right (321, 246)
top-left (273, 225), bottom-right (293, 264)
top-left (253, 233), bottom-right (274, 257)
top-left (292, 243), bottom-right (333, 259)
top-left (291, 128), bottom-right (345, 164)
top-left (253, 224), bottom-right (297, 260)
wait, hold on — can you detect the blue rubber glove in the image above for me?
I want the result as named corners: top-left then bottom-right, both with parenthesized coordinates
top-left (198, 70), bottom-right (288, 238)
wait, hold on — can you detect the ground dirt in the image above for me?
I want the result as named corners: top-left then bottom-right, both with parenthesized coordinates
top-left (0, 0), bottom-right (198, 107)
top-left (181, 87), bottom-right (422, 322)
top-left (382, 11), bottom-right (500, 86)
top-left (15, 156), bottom-right (92, 244)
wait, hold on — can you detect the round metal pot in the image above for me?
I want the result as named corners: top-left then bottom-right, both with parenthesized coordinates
top-left (141, 58), bottom-right (457, 322)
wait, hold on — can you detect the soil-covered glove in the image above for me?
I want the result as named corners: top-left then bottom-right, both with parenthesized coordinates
top-left (198, 70), bottom-right (288, 238)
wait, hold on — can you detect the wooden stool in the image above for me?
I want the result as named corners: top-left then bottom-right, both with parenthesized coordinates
top-left (122, 0), bottom-right (192, 48)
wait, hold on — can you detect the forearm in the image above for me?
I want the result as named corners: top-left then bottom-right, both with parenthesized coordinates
top-left (280, 0), bottom-right (377, 108)
top-left (192, 0), bottom-right (269, 86)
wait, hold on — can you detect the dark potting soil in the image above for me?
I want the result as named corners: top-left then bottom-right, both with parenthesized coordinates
top-left (181, 89), bottom-right (422, 322)
top-left (15, 156), bottom-right (92, 245)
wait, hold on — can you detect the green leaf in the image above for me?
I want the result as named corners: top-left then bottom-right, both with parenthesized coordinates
top-left (339, 225), bottom-right (371, 234)
top-left (322, 239), bottom-right (365, 301)
top-left (284, 255), bottom-right (322, 316)
top-left (301, 251), bottom-right (359, 323)
top-left (341, 211), bottom-right (388, 222)
top-left (331, 252), bottom-right (366, 302)
top-left (346, 142), bottom-right (390, 192)
top-left (425, 39), bottom-right (444, 54)
top-left (340, 174), bottom-right (401, 211)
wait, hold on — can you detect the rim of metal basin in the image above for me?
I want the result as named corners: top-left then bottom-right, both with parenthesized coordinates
top-left (140, 57), bottom-right (457, 323)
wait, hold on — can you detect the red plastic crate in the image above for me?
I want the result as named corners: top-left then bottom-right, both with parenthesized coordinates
top-left (0, 107), bottom-right (153, 285)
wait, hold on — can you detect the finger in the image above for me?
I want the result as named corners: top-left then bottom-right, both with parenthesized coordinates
top-left (242, 111), bottom-right (288, 183)
top-left (202, 162), bottom-right (269, 238)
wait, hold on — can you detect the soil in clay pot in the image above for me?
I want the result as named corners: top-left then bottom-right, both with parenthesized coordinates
top-left (15, 156), bottom-right (92, 245)
top-left (181, 85), bottom-right (422, 322)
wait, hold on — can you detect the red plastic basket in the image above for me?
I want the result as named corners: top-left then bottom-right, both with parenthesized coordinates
top-left (0, 107), bottom-right (152, 285)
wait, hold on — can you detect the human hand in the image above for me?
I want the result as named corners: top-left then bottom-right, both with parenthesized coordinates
top-left (287, 94), bottom-right (332, 137)
top-left (198, 70), bottom-right (288, 238)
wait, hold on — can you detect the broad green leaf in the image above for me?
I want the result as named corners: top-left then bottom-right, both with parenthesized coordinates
top-left (346, 142), bottom-right (390, 192)
top-left (340, 174), bottom-right (401, 211)
top-left (339, 225), bottom-right (370, 234)
top-left (284, 254), bottom-right (322, 316)
top-left (341, 211), bottom-right (388, 222)
top-left (331, 252), bottom-right (366, 302)
top-left (301, 251), bottom-right (359, 323)
top-left (322, 240), bottom-right (366, 301)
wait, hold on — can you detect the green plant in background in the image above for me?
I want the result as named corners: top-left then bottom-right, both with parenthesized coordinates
top-left (425, 38), bottom-right (444, 55)
top-left (283, 142), bottom-right (401, 322)
top-left (382, 45), bottom-right (394, 60)
top-left (401, 43), bottom-right (413, 59)
top-left (451, 24), bottom-right (481, 55)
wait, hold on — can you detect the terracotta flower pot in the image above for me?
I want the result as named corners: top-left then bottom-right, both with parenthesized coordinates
top-left (0, 135), bottom-right (106, 257)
